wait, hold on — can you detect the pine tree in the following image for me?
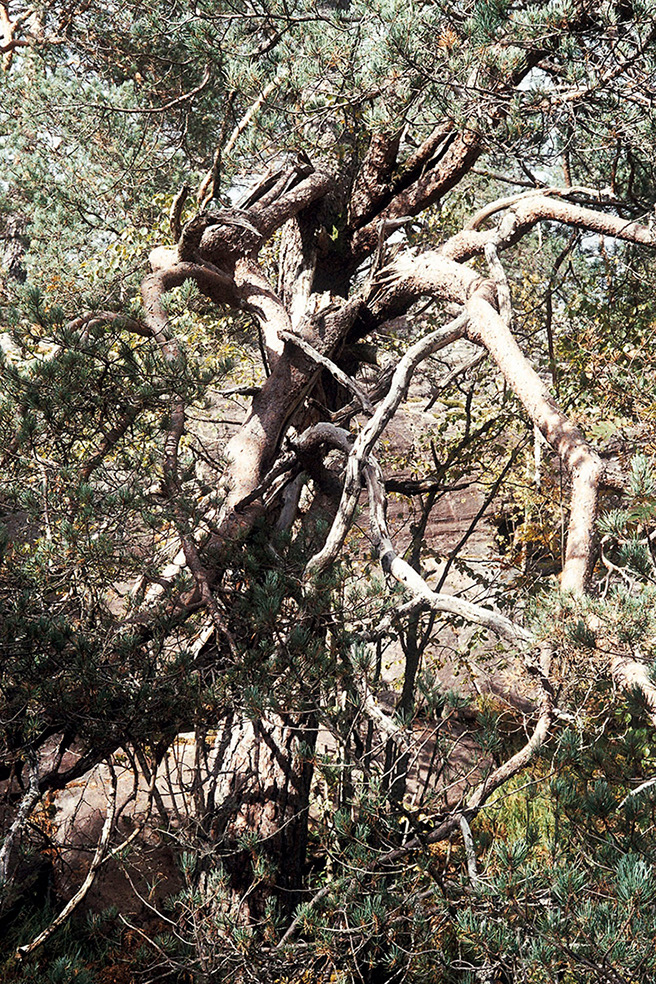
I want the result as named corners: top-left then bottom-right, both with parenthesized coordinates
top-left (2, 2), bottom-right (656, 981)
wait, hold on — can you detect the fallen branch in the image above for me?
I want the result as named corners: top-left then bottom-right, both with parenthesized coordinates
top-left (17, 764), bottom-right (118, 960)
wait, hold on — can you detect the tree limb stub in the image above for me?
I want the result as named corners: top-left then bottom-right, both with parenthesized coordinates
top-left (0, 755), bottom-right (40, 890)
top-left (350, 130), bottom-right (482, 267)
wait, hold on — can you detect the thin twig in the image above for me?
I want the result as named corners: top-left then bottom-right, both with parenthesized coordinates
top-left (84, 65), bottom-right (212, 115)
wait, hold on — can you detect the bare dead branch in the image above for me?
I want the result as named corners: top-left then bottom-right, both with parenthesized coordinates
top-left (279, 330), bottom-right (373, 414)
top-left (362, 456), bottom-right (531, 646)
top-left (483, 243), bottom-right (513, 327)
top-left (226, 72), bottom-right (287, 159)
top-left (349, 129), bottom-right (402, 228)
top-left (198, 68), bottom-right (291, 209)
top-left (358, 678), bottom-right (414, 749)
top-left (169, 184), bottom-right (190, 243)
top-left (179, 533), bottom-right (238, 658)
top-left (459, 815), bottom-right (480, 887)
top-left (0, 755), bottom-right (40, 889)
top-left (16, 764), bottom-right (118, 960)
top-left (304, 313), bottom-right (468, 580)
top-left (233, 452), bottom-right (298, 513)
top-left (101, 762), bottom-right (159, 865)
top-left (381, 697), bottom-right (554, 864)
top-left (424, 351), bottom-right (487, 411)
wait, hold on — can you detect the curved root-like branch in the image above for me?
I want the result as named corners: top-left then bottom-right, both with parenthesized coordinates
top-left (304, 313), bottom-right (468, 581)
top-left (444, 192), bottom-right (656, 263)
top-left (68, 310), bottom-right (153, 339)
top-left (142, 262), bottom-right (237, 343)
top-left (463, 185), bottom-right (614, 232)
top-left (465, 289), bottom-right (603, 593)
top-left (369, 240), bottom-right (656, 717)
top-left (370, 251), bottom-right (603, 594)
top-left (234, 256), bottom-right (291, 367)
top-left (362, 456), bottom-right (531, 646)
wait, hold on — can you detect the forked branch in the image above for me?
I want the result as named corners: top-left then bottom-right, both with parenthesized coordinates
top-left (304, 312), bottom-right (468, 580)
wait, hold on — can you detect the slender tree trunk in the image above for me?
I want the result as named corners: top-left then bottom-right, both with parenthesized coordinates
top-left (203, 711), bottom-right (317, 924)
